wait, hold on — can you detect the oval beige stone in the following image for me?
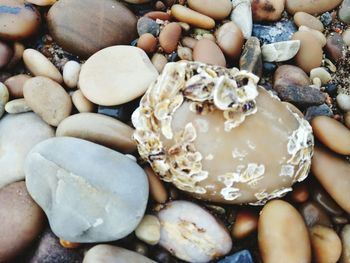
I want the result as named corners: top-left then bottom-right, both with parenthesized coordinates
top-left (5, 98), bottom-right (31, 114)
top-left (215, 22), bottom-right (244, 60)
top-left (171, 4), bottom-right (215, 30)
top-left (294, 12), bottom-right (324, 32)
top-left (312, 116), bottom-right (350, 155)
top-left (79, 46), bottom-right (158, 106)
top-left (187, 0), bottom-right (232, 20)
top-left (71, 90), bottom-right (94, 113)
top-left (193, 39), bottom-right (226, 67)
top-left (23, 49), bottom-right (63, 83)
top-left (23, 76), bottom-right (72, 126)
top-left (258, 200), bottom-right (311, 263)
top-left (286, 0), bottom-right (343, 15)
top-left (311, 146), bottom-right (350, 213)
top-left (298, 26), bottom-right (327, 47)
top-left (56, 113), bottom-right (136, 153)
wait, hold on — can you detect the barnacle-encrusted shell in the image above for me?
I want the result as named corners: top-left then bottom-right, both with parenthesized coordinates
top-left (132, 61), bottom-right (314, 205)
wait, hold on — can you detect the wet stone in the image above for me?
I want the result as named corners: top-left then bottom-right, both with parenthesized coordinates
top-left (218, 250), bottom-right (254, 263)
top-left (137, 16), bottom-right (160, 36)
top-left (252, 20), bottom-right (297, 44)
top-left (304, 104), bottom-right (333, 122)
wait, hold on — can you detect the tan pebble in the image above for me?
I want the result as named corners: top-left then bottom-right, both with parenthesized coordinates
top-left (232, 210), bottom-right (258, 239)
top-left (26, 0), bottom-right (56, 6)
top-left (343, 28), bottom-right (350, 47)
top-left (201, 33), bottom-right (216, 42)
top-left (138, 33), bottom-right (157, 54)
top-left (135, 215), bottom-right (161, 245)
top-left (252, 0), bottom-right (285, 22)
top-left (193, 38), bottom-right (226, 66)
top-left (259, 200), bottom-right (311, 263)
top-left (0, 83), bottom-right (9, 118)
top-left (23, 76), bottom-right (72, 126)
top-left (311, 146), bottom-right (350, 213)
top-left (187, 0), bottom-right (232, 20)
top-left (274, 64), bottom-right (311, 87)
top-left (5, 42), bottom-right (25, 69)
top-left (294, 12), bottom-right (324, 32)
top-left (178, 22), bottom-right (191, 32)
top-left (181, 37), bottom-right (198, 49)
top-left (4, 74), bottom-right (30, 98)
top-left (292, 31), bottom-right (323, 73)
top-left (71, 90), bottom-right (94, 113)
top-left (312, 116), bottom-right (350, 155)
top-left (159, 23), bottom-right (182, 53)
top-left (5, 99), bottom-right (31, 114)
top-left (310, 68), bottom-right (332, 85)
top-left (59, 239), bottom-right (81, 249)
top-left (144, 167), bottom-right (168, 204)
top-left (0, 41), bottom-right (13, 69)
top-left (298, 26), bottom-right (327, 47)
top-left (286, 0), bottom-right (343, 15)
top-left (56, 113), bottom-right (136, 153)
top-left (145, 11), bottom-right (170, 21)
top-left (171, 4), bottom-right (215, 30)
top-left (215, 22), bottom-right (244, 60)
top-left (341, 225), bottom-right (350, 263)
top-left (290, 183), bottom-right (309, 203)
top-left (344, 112), bottom-right (350, 129)
top-left (23, 49), bottom-right (63, 83)
top-left (151, 53), bottom-right (168, 73)
top-left (63, 60), bottom-right (81, 89)
top-left (177, 46), bottom-right (193, 61)
top-left (310, 225), bottom-right (342, 263)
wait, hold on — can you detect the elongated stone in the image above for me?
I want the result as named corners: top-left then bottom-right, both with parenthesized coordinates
top-left (231, 0), bottom-right (253, 38)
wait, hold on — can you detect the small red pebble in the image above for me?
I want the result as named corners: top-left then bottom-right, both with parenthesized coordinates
top-left (335, 28), bottom-right (342, 34)
top-left (59, 238), bottom-right (81, 249)
top-left (290, 183), bottom-right (309, 203)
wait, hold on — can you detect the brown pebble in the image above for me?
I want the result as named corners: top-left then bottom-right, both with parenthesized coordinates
top-left (5, 42), bottom-right (24, 69)
top-left (294, 12), bottom-right (324, 32)
top-left (290, 183), bottom-right (309, 203)
top-left (144, 166), bottom-right (168, 204)
top-left (187, 0), bottom-right (232, 20)
top-left (0, 41), bottom-right (13, 69)
top-left (215, 22), bottom-right (244, 60)
top-left (252, 0), bottom-right (285, 22)
top-left (312, 116), bottom-right (350, 155)
top-left (155, 0), bottom-right (166, 11)
top-left (137, 33), bottom-right (157, 54)
top-left (193, 38), bottom-right (226, 67)
top-left (232, 210), bottom-right (258, 239)
top-left (325, 33), bottom-right (347, 63)
top-left (4, 74), bottom-right (31, 98)
top-left (145, 11), bottom-right (170, 21)
top-left (159, 23), bottom-right (182, 53)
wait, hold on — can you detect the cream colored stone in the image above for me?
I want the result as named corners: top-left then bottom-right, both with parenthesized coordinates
top-left (341, 225), bottom-right (350, 263)
top-left (294, 12), bottom-right (324, 32)
top-left (188, 0), bottom-right (232, 20)
top-left (135, 215), bottom-right (160, 245)
top-left (71, 90), bottom-right (94, 113)
top-left (231, 0), bottom-right (252, 39)
top-left (0, 83), bottom-right (9, 118)
top-left (262, 40), bottom-right (300, 62)
top-left (151, 53), bottom-right (168, 73)
top-left (299, 26), bottom-right (327, 47)
top-left (171, 5), bottom-right (215, 30)
top-left (5, 99), bottom-right (31, 114)
top-left (310, 68), bottom-right (332, 85)
top-left (63, 60), bottom-right (81, 89)
top-left (79, 46), bottom-right (158, 106)
top-left (23, 49), bottom-right (63, 83)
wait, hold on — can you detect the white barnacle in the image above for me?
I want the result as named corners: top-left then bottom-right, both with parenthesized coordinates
top-left (280, 165), bottom-right (295, 178)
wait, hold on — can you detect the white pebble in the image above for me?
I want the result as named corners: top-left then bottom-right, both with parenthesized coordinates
top-left (63, 61), bottom-right (81, 89)
top-left (5, 99), bottom-right (31, 114)
top-left (0, 83), bottom-right (9, 118)
top-left (135, 215), bottom-right (161, 245)
top-left (310, 67), bottom-right (332, 85)
top-left (337, 93), bottom-right (350, 112)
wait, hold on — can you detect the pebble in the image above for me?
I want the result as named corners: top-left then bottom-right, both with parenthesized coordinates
top-left (292, 30), bottom-right (323, 73)
top-left (138, 33), bottom-right (158, 54)
top-left (63, 61), bottom-right (81, 89)
top-left (56, 112), bottom-right (136, 153)
top-left (258, 200), bottom-right (311, 263)
top-left (151, 53), bottom-right (168, 73)
top-left (299, 27), bottom-right (327, 48)
top-left (309, 225), bottom-right (342, 263)
top-left (23, 49), bottom-right (63, 83)
top-left (124, 0), bottom-right (152, 3)
top-left (290, 183), bottom-right (309, 203)
top-left (343, 28), bottom-right (350, 47)
top-left (71, 90), bottom-right (94, 113)
top-left (312, 116), bottom-right (350, 155)
top-left (310, 67), bottom-right (332, 85)
top-left (0, 0), bottom-right (41, 40)
top-left (6, 42), bottom-right (24, 69)
top-left (137, 16), bottom-right (160, 36)
top-left (187, 0), bottom-right (232, 20)
top-left (48, 0), bottom-right (137, 58)
top-left (305, 104), bottom-right (333, 121)
top-left (25, 137), bottom-right (148, 242)
top-left (171, 4), bottom-right (215, 30)
top-left (252, 20), bottom-right (297, 44)
top-left (239, 36), bottom-right (263, 77)
top-left (218, 250), bottom-right (254, 263)
top-left (345, 112), bottom-right (350, 129)
top-left (339, 0), bottom-right (350, 24)
top-left (29, 228), bottom-right (84, 263)
top-left (299, 201), bottom-right (332, 227)
top-left (0, 41), bottom-right (13, 69)
top-left (232, 210), bottom-right (258, 239)
top-left (312, 187), bottom-right (343, 216)
top-left (177, 46), bottom-right (193, 61)
top-left (83, 245), bottom-right (156, 263)
top-left (145, 11), bottom-right (171, 21)
top-left (215, 22), bottom-right (244, 60)
top-left (158, 201), bottom-right (232, 262)
top-left (0, 82), bottom-right (9, 118)
top-left (4, 74), bottom-right (30, 98)
top-left (325, 33), bottom-right (347, 63)
top-left (79, 46), bottom-right (158, 106)
top-left (286, 0), bottom-right (343, 15)
top-left (275, 85), bottom-right (326, 107)
top-left (26, 0), bottom-right (56, 5)
top-left (144, 167), bottom-right (168, 204)
top-left (0, 182), bottom-right (45, 262)
top-left (5, 98), bottom-right (31, 114)
top-left (159, 23), bottom-right (182, 54)
top-left (135, 215), bottom-right (161, 245)
top-left (294, 12), bottom-right (324, 32)
top-left (193, 39), bottom-right (226, 66)
top-left (0, 113), bottom-right (54, 188)
top-left (337, 94), bottom-right (350, 112)
top-left (59, 239), bottom-right (81, 249)
top-left (23, 76), bottom-right (72, 126)
top-left (262, 40), bottom-right (300, 62)
top-left (231, 0), bottom-right (252, 39)
top-left (311, 146), bottom-right (350, 213)
top-left (252, 0), bottom-right (285, 22)
top-left (341, 225), bottom-right (350, 263)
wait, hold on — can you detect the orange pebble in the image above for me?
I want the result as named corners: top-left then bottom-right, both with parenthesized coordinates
top-left (59, 238), bottom-right (81, 249)
top-left (232, 210), bottom-right (258, 239)
top-left (290, 183), bottom-right (309, 203)
top-left (137, 33), bottom-right (157, 54)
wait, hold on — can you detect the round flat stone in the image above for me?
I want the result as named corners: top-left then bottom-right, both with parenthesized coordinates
top-left (79, 46), bottom-right (158, 106)
top-left (25, 137), bottom-right (149, 243)
top-left (47, 0), bottom-right (137, 58)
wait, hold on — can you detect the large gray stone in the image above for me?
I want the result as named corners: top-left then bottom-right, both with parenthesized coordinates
top-left (25, 137), bottom-right (149, 243)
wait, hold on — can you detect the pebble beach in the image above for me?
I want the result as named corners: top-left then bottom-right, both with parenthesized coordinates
top-left (0, 0), bottom-right (350, 262)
